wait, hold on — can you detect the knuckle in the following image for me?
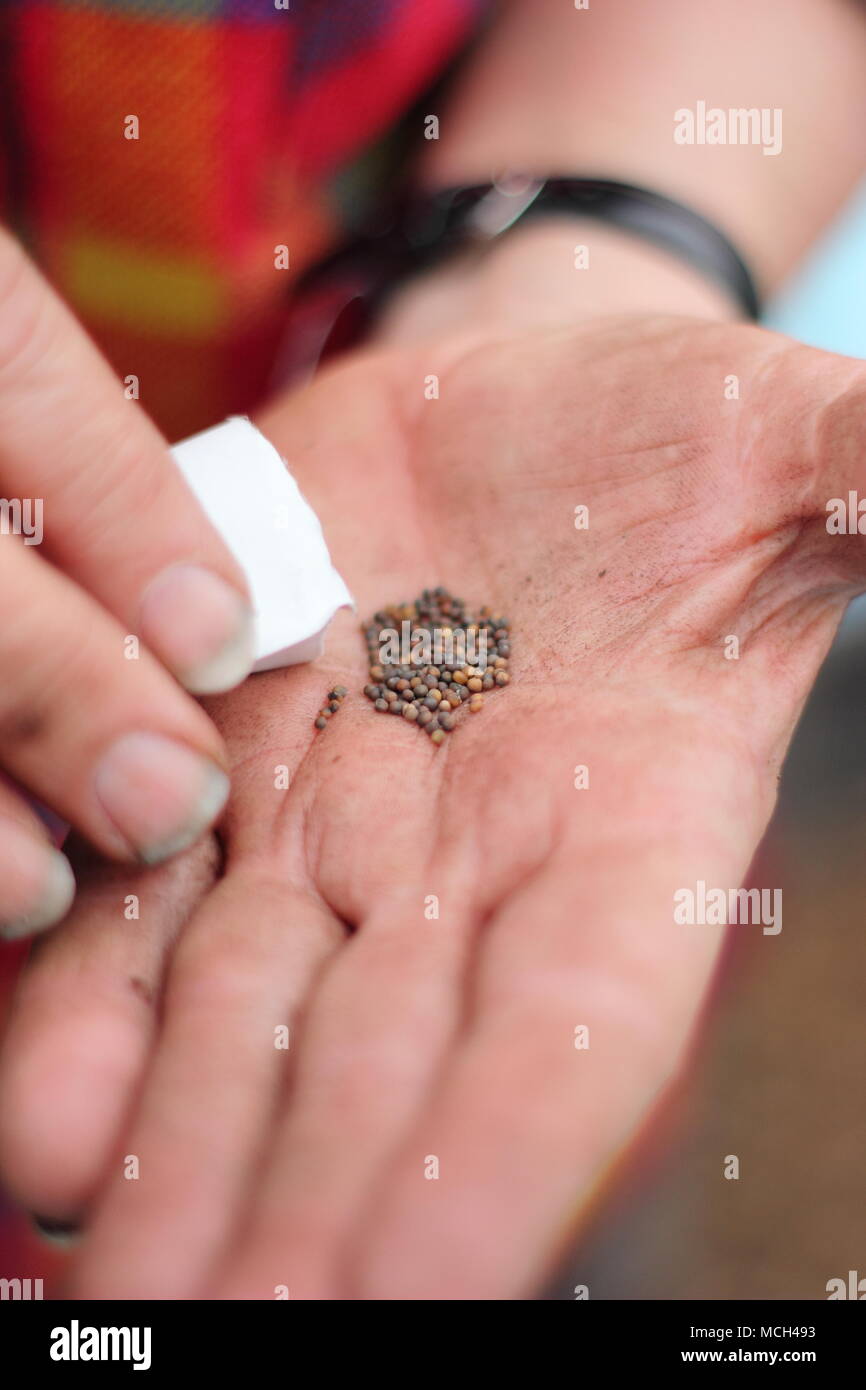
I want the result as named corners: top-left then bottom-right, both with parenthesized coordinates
top-left (0, 594), bottom-right (112, 749)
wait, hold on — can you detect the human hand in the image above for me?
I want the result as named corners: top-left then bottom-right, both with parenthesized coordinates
top-left (2, 310), bottom-right (863, 1298)
top-left (0, 229), bottom-right (256, 939)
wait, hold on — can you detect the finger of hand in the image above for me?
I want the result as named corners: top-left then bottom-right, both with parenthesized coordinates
top-left (0, 777), bottom-right (74, 940)
top-left (0, 836), bottom-right (217, 1220)
top-left (349, 850), bottom-right (725, 1300)
top-left (215, 888), bottom-right (474, 1301)
top-left (0, 228), bottom-right (253, 694)
top-left (0, 538), bottom-right (229, 865)
top-left (69, 869), bottom-right (344, 1299)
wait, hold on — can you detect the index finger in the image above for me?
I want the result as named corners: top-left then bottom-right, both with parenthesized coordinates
top-left (0, 228), bottom-right (254, 694)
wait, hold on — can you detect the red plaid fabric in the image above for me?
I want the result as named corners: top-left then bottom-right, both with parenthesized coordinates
top-left (0, 0), bottom-right (484, 438)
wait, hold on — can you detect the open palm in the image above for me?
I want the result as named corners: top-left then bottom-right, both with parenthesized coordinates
top-left (1, 313), bottom-right (862, 1298)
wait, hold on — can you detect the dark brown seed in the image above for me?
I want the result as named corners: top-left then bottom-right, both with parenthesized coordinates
top-left (333, 685), bottom-right (348, 698)
top-left (495, 671), bottom-right (510, 686)
top-left (314, 716), bottom-right (327, 729)
top-left (361, 589), bottom-right (510, 735)
top-left (328, 701), bottom-right (340, 713)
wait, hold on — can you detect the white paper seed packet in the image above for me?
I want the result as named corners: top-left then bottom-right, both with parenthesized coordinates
top-left (171, 417), bottom-right (353, 672)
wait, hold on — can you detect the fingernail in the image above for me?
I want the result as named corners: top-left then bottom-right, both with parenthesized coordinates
top-left (139, 564), bottom-right (255, 695)
top-left (31, 1213), bottom-right (82, 1247)
top-left (93, 732), bottom-right (229, 864)
top-left (0, 828), bottom-right (75, 941)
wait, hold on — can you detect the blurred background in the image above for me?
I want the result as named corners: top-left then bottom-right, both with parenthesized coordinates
top-left (549, 188), bottom-right (866, 1301)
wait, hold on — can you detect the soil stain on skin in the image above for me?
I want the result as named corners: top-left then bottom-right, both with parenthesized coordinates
top-left (0, 710), bottom-right (45, 743)
top-left (128, 976), bottom-right (154, 1006)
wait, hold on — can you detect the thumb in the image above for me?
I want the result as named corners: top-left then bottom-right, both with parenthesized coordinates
top-left (736, 330), bottom-right (866, 586)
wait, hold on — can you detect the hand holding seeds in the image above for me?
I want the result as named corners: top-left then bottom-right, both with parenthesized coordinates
top-left (5, 314), bottom-right (866, 1298)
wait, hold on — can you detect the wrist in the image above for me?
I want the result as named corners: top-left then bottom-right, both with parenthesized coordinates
top-left (374, 217), bottom-right (739, 347)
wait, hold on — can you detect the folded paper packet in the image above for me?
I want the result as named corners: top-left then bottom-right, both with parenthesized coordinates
top-left (171, 417), bottom-right (354, 672)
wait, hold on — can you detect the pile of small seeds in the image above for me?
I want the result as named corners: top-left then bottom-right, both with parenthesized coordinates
top-left (361, 588), bottom-right (510, 745)
top-left (314, 684), bottom-right (348, 730)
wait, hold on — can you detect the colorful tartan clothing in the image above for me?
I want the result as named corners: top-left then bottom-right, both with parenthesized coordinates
top-left (0, 0), bottom-right (485, 438)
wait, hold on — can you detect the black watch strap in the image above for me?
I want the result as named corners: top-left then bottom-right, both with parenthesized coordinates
top-left (392, 177), bottom-right (760, 319)
top-left (280, 175), bottom-right (760, 383)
